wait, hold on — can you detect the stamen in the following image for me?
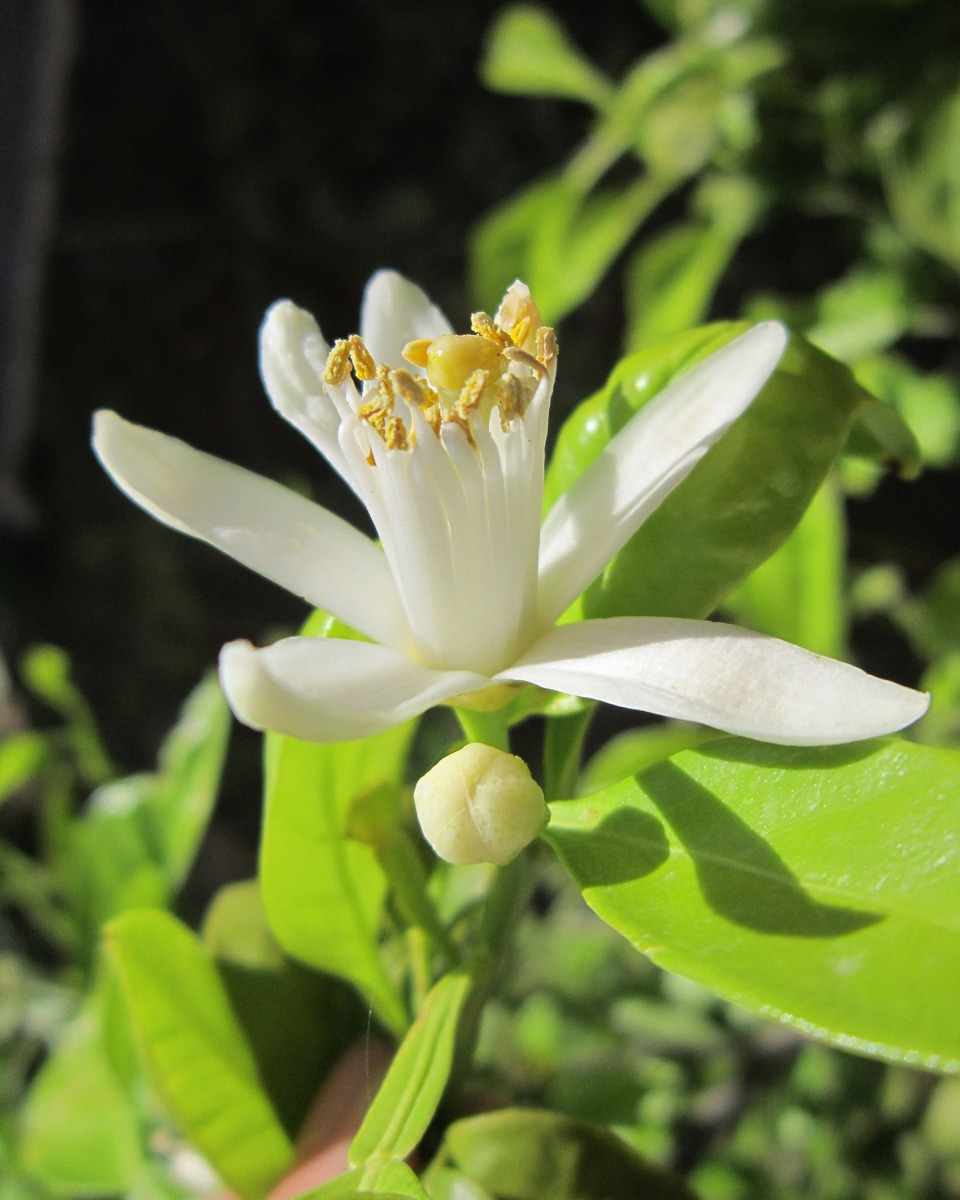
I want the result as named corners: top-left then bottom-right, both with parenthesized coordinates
top-left (385, 416), bottom-right (409, 451)
top-left (470, 312), bottom-right (513, 348)
top-left (497, 374), bottom-right (528, 427)
top-left (536, 326), bottom-right (558, 367)
top-left (457, 369), bottom-right (489, 415)
top-left (323, 339), bottom-right (352, 385)
top-left (347, 335), bottom-right (376, 380)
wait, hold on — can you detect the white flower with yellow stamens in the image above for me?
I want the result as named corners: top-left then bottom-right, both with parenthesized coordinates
top-left (93, 271), bottom-right (928, 745)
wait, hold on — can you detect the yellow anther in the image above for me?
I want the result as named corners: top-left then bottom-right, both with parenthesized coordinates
top-left (421, 402), bottom-right (442, 437)
top-left (347, 335), bottom-right (376, 380)
top-left (425, 334), bottom-right (503, 394)
top-left (497, 374), bottom-right (528, 426)
top-left (376, 363), bottom-right (396, 403)
top-left (390, 368), bottom-right (432, 409)
top-left (384, 415), bottom-right (409, 451)
top-left (470, 312), bottom-right (513, 348)
top-left (323, 339), bottom-right (352, 385)
top-left (401, 338), bottom-right (432, 368)
top-left (457, 369), bottom-right (489, 414)
top-left (536, 326), bottom-right (558, 367)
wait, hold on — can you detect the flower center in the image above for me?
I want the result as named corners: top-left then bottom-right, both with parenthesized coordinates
top-left (321, 303), bottom-right (557, 455)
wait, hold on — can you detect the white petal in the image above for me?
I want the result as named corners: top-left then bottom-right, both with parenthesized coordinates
top-left (220, 636), bottom-right (486, 742)
top-left (500, 617), bottom-right (929, 745)
top-left (259, 300), bottom-right (352, 483)
top-left (536, 322), bottom-right (788, 627)
top-left (360, 270), bottom-right (452, 370)
top-left (92, 411), bottom-right (410, 649)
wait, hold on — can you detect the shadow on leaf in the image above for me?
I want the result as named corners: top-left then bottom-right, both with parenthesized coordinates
top-left (642, 761), bottom-right (881, 937)
top-left (547, 806), bottom-right (669, 887)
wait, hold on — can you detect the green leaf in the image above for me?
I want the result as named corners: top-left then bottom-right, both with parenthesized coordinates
top-left (105, 909), bottom-right (293, 1200)
top-left (204, 880), bottom-right (364, 1137)
top-left (19, 1000), bottom-right (142, 1196)
top-left (440, 1109), bottom-right (696, 1199)
top-left (349, 968), bottom-right (475, 1168)
top-left (143, 673), bottom-right (231, 889)
top-left (624, 176), bottom-right (763, 349)
top-left (0, 732), bottom-right (47, 806)
top-left (548, 737), bottom-right (960, 1070)
top-left (544, 321), bottom-right (747, 511)
top-left (845, 394), bottom-right (923, 478)
top-left (574, 332), bottom-right (868, 621)
top-left (526, 176), bottom-right (669, 325)
top-left (806, 269), bottom-right (919, 362)
top-left (880, 81), bottom-right (960, 274)
top-left (470, 177), bottom-right (569, 313)
top-left (854, 354), bottom-right (960, 470)
top-left (260, 729), bottom-right (411, 1037)
top-left (723, 476), bottom-right (847, 657)
top-left (480, 6), bottom-right (612, 107)
top-left (19, 645), bottom-right (113, 785)
top-left (260, 611), bottom-right (413, 1037)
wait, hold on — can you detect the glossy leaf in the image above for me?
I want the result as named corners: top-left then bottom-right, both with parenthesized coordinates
top-left (440, 1109), bottom-right (696, 1199)
top-left (548, 737), bottom-right (960, 1070)
top-left (349, 968), bottom-right (474, 1168)
top-left (260, 612), bottom-right (413, 1037)
top-left (105, 909), bottom-right (293, 1200)
top-left (563, 331), bottom-right (869, 622)
top-left (723, 477), bottom-right (847, 657)
top-left (481, 6), bottom-right (611, 107)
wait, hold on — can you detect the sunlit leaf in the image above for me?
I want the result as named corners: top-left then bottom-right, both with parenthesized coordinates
top-left (349, 968), bottom-right (474, 1168)
top-left (105, 910), bottom-right (293, 1200)
top-left (548, 737), bottom-right (960, 1070)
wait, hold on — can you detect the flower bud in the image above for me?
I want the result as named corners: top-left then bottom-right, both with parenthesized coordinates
top-left (413, 743), bottom-right (548, 866)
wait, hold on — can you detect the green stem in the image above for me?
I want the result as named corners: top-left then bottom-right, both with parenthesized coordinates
top-left (454, 706), bottom-right (511, 752)
top-left (543, 705), bottom-right (595, 802)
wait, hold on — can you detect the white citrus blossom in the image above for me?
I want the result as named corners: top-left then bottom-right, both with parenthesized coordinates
top-left (93, 271), bottom-right (927, 746)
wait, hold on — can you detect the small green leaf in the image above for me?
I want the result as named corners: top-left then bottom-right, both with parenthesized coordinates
top-left (260, 612), bottom-right (413, 1037)
top-left (854, 354), bottom-right (960, 469)
top-left (548, 737), bottom-right (960, 1069)
top-left (881, 81), bottom-right (960, 274)
top-left (441, 1109), bottom-right (696, 1199)
top-left (526, 176), bottom-right (669, 324)
top-left (105, 910), bottom-right (293, 1200)
top-left (0, 733), bottom-right (47, 806)
top-left (624, 175), bottom-right (765, 349)
top-left (481, 7), bottom-right (612, 107)
top-left (349, 968), bottom-right (475, 1168)
top-left (19, 1001), bottom-right (142, 1196)
top-left (19, 645), bottom-right (113, 785)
